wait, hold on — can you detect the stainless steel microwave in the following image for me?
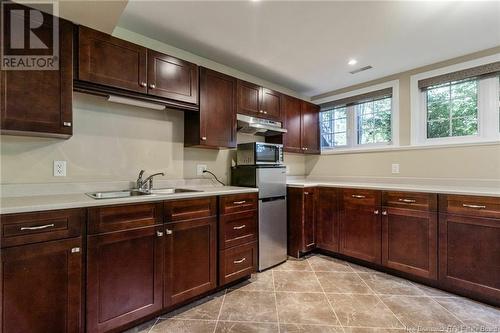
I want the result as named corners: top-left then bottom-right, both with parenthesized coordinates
top-left (236, 142), bottom-right (284, 165)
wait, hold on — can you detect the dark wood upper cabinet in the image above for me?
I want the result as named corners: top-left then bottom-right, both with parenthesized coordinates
top-left (86, 226), bottom-right (164, 333)
top-left (261, 88), bottom-right (282, 121)
top-left (339, 189), bottom-right (382, 264)
top-left (281, 95), bottom-right (303, 153)
top-left (1, 15), bottom-right (73, 138)
top-left (185, 67), bottom-right (236, 148)
top-left (438, 194), bottom-right (500, 304)
top-left (301, 101), bottom-right (320, 154)
top-left (164, 216), bottom-right (217, 308)
top-left (147, 50), bottom-right (198, 104)
top-left (316, 187), bottom-right (340, 253)
top-left (237, 80), bottom-right (262, 117)
top-left (1, 237), bottom-right (83, 333)
top-left (78, 26), bottom-right (147, 94)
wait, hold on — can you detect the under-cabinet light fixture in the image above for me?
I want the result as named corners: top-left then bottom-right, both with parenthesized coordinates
top-left (107, 95), bottom-right (166, 111)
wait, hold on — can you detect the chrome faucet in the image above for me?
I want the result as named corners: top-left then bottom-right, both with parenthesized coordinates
top-left (136, 170), bottom-right (165, 192)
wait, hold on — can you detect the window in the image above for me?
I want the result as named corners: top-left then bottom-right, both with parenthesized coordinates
top-left (319, 82), bottom-right (398, 151)
top-left (411, 57), bottom-right (500, 145)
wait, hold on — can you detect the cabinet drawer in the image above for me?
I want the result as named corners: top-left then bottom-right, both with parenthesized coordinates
top-left (439, 195), bottom-right (500, 219)
top-left (220, 210), bottom-right (258, 249)
top-left (88, 202), bottom-right (163, 234)
top-left (165, 197), bottom-right (216, 222)
top-left (382, 191), bottom-right (437, 211)
top-left (219, 241), bottom-right (257, 285)
top-left (342, 189), bottom-right (381, 207)
top-left (1, 209), bottom-right (84, 248)
top-left (219, 193), bottom-right (258, 215)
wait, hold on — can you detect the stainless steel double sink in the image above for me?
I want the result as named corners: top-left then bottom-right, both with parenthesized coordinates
top-left (86, 188), bottom-right (201, 200)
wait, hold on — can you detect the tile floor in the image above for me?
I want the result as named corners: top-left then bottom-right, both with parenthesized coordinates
top-left (125, 254), bottom-right (500, 333)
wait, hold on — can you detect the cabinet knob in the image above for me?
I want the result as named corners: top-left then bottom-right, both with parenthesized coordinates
top-left (140, 82), bottom-right (147, 87)
top-left (374, 210), bottom-right (379, 215)
top-left (157, 231), bottom-right (164, 237)
top-left (201, 136), bottom-right (207, 141)
top-left (382, 211), bottom-right (387, 216)
top-left (166, 229), bottom-right (173, 235)
top-left (63, 122), bottom-right (72, 127)
top-left (304, 191), bottom-right (309, 195)
top-left (259, 110), bottom-right (264, 113)
top-left (263, 111), bottom-right (267, 114)
top-left (149, 84), bottom-right (156, 89)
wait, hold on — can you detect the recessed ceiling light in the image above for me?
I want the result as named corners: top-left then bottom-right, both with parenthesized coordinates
top-left (251, 0), bottom-right (261, 2)
top-left (348, 59), bottom-right (358, 66)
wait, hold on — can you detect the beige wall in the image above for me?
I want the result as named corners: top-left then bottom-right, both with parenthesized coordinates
top-left (0, 29), bottom-right (306, 185)
top-left (308, 47), bottom-right (500, 183)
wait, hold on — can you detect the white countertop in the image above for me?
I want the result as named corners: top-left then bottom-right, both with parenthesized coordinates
top-left (0, 185), bottom-right (258, 215)
top-left (287, 179), bottom-right (500, 197)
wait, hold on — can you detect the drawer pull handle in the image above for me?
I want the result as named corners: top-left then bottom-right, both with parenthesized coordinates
top-left (20, 224), bottom-right (55, 231)
top-left (71, 247), bottom-right (80, 253)
top-left (233, 200), bottom-right (246, 205)
top-left (352, 195), bottom-right (366, 199)
top-left (233, 224), bottom-right (246, 230)
top-left (398, 198), bottom-right (416, 203)
top-left (166, 229), bottom-right (173, 235)
top-left (157, 231), bottom-right (164, 237)
top-left (234, 257), bottom-right (246, 264)
top-left (462, 204), bottom-right (486, 209)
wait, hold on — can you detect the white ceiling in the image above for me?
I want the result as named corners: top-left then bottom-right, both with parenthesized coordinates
top-left (118, 1), bottom-right (500, 97)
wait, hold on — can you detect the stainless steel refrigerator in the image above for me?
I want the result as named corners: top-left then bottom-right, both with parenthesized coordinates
top-left (231, 165), bottom-right (287, 271)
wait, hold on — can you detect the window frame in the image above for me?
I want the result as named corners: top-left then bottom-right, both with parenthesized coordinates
top-left (410, 54), bottom-right (500, 146)
top-left (317, 80), bottom-right (400, 153)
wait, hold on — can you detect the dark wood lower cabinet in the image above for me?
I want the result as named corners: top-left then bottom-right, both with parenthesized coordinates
top-left (287, 187), bottom-right (317, 257)
top-left (439, 213), bottom-right (500, 304)
top-left (1, 237), bottom-right (83, 333)
top-left (382, 207), bottom-right (437, 279)
top-left (87, 226), bottom-right (164, 333)
top-left (164, 217), bottom-right (217, 308)
top-left (316, 187), bottom-right (339, 252)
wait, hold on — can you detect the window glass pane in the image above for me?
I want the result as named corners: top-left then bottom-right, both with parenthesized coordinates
top-left (356, 97), bottom-right (392, 145)
top-left (426, 80), bottom-right (478, 138)
top-left (320, 106), bottom-right (348, 149)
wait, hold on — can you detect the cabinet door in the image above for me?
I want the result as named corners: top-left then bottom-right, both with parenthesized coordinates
top-left (87, 226), bottom-right (164, 333)
top-left (78, 26), bottom-right (147, 93)
top-left (316, 187), bottom-right (339, 252)
top-left (303, 189), bottom-right (317, 251)
top-left (301, 101), bottom-right (320, 154)
top-left (282, 95), bottom-right (302, 153)
top-left (1, 238), bottom-right (83, 333)
top-left (439, 214), bottom-right (500, 304)
top-left (340, 205), bottom-right (381, 264)
top-left (147, 50), bottom-right (198, 104)
top-left (237, 80), bottom-right (262, 117)
top-left (1, 16), bottom-right (73, 137)
top-left (382, 207), bottom-right (437, 279)
top-left (261, 88), bottom-right (282, 120)
top-left (198, 67), bottom-right (236, 148)
top-left (164, 217), bottom-right (217, 308)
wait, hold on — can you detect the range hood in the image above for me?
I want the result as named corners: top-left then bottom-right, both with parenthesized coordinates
top-left (237, 114), bottom-right (287, 136)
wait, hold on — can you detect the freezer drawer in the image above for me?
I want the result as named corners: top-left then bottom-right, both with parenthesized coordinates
top-left (258, 197), bottom-right (287, 271)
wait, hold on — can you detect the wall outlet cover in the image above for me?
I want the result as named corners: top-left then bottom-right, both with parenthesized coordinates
top-left (391, 163), bottom-right (400, 174)
top-left (197, 164), bottom-right (207, 176)
top-left (53, 160), bottom-right (67, 177)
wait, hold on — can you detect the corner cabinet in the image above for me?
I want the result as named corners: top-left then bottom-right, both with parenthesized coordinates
top-left (185, 67), bottom-right (237, 148)
top-left (76, 26), bottom-right (198, 110)
top-left (1, 14), bottom-right (73, 138)
top-left (287, 187), bottom-right (317, 258)
top-left (280, 97), bottom-right (320, 154)
top-left (438, 194), bottom-right (500, 304)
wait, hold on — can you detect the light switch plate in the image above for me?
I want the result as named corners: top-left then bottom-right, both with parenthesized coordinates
top-left (54, 160), bottom-right (67, 177)
top-left (391, 163), bottom-right (400, 174)
top-left (197, 164), bottom-right (207, 176)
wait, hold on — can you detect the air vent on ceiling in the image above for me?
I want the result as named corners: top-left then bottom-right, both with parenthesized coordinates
top-left (350, 65), bottom-right (373, 74)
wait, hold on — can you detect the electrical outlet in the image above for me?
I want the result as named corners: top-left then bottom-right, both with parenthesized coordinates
top-left (197, 164), bottom-right (207, 176)
top-left (54, 160), bottom-right (67, 177)
top-left (286, 165), bottom-right (290, 174)
top-left (391, 163), bottom-right (400, 174)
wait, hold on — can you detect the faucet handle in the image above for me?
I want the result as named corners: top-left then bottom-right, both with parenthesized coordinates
top-left (138, 170), bottom-right (145, 179)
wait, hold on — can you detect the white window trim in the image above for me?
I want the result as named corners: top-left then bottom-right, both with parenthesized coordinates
top-left (410, 54), bottom-right (500, 146)
top-left (316, 80), bottom-right (400, 154)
